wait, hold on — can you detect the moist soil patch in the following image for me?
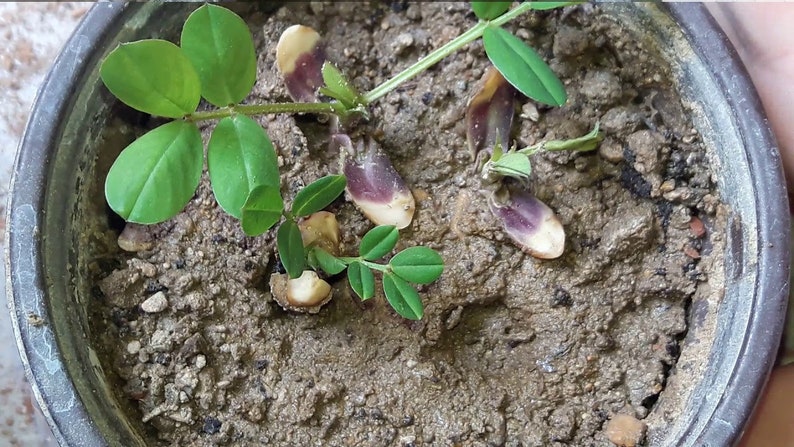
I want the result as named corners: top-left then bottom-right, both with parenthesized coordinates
top-left (88, 2), bottom-right (726, 446)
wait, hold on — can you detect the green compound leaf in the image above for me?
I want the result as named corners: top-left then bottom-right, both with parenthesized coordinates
top-left (100, 39), bottom-right (200, 117)
top-left (471, 2), bottom-right (511, 20)
top-left (382, 273), bottom-right (423, 320)
top-left (292, 174), bottom-right (347, 217)
top-left (359, 225), bottom-right (399, 261)
top-left (527, 1), bottom-right (581, 11)
top-left (389, 246), bottom-right (444, 285)
top-left (105, 121), bottom-right (203, 224)
top-left (312, 247), bottom-right (347, 275)
top-left (181, 4), bottom-right (257, 106)
top-left (319, 62), bottom-right (362, 109)
top-left (348, 261), bottom-right (375, 300)
top-left (483, 26), bottom-right (566, 107)
top-left (277, 220), bottom-right (305, 279)
top-left (208, 115), bottom-right (280, 219)
top-left (241, 185), bottom-right (283, 237)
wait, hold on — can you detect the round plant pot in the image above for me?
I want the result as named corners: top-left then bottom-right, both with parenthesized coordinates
top-left (6, 2), bottom-right (789, 446)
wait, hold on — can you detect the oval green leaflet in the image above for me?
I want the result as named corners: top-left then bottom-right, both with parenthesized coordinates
top-left (100, 39), bottom-right (201, 118)
top-left (359, 225), bottom-right (399, 261)
top-left (180, 4), bottom-right (257, 106)
top-left (470, 2), bottom-right (511, 20)
top-left (348, 261), bottom-right (375, 301)
top-left (382, 273), bottom-right (423, 320)
top-left (208, 115), bottom-right (280, 219)
top-left (291, 175), bottom-right (347, 217)
top-left (389, 246), bottom-right (444, 285)
top-left (312, 247), bottom-right (347, 276)
top-left (483, 26), bottom-right (566, 107)
top-left (277, 220), bottom-right (305, 279)
top-left (241, 185), bottom-right (283, 237)
top-left (105, 120), bottom-right (203, 224)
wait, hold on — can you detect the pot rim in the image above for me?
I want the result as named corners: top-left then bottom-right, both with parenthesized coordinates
top-left (663, 3), bottom-right (790, 445)
top-left (4, 3), bottom-right (789, 446)
top-left (5, 3), bottom-right (130, 445)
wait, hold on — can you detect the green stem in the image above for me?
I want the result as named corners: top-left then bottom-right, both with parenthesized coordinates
top-left (187, 102), bottom-right (337, 122)
top-left (518, 144), bottom-right (543, 156)
top-left (361, 2), bottom-right (535, 104)
top-left (338, 257), bottom-right (389, 273)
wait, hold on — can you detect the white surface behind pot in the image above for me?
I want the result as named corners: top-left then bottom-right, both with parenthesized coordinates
top-left (0, 3), bottom-right (86, 446)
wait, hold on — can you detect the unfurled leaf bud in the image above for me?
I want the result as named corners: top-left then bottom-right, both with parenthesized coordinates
top-left (488, 186), bottom-right (565, 259)
top-left (298, 211), bottom-right (341, 256)
top-left (269, 270), bottom-right (333, 313)
top-left (466, 66), bottom-right (517, 159)
top-left (339, 135), bottom-right (415, 229)
top-left (276, 25), bottom-right (325, 102)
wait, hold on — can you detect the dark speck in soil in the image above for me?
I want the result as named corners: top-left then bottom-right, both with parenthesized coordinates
top-left (551, 286), bottom-right (573, 307)
top-left (421, 92), bottom-right (433, 105)
top-left (202, 417), bottom-right (222, 435)
top-left (657, 200), bottom-right (673, 232)
top-left (666, 151), bottom-right (688, 181)
top-left (173, 258), bottom-right (186, 269)
top-left (641, 392), bottom-right (661, 410)
top-left (155, 353), bottom-right (171, 366)
top-left (621, 147), bottom-right (652, 198)
top-left (389, 0), bottom-right (408, 13)
top-left (144, 280), bottom-right (167, 294)
top-left (666, 340), bottom-right (680, 359)
top-left (274, 258), bottom-right (286, 274)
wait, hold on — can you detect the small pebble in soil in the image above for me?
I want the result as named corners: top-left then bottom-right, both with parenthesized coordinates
top-left (520, 102), bottom-right (539, 122)
top-left (141, 291), bottom-right (168, 313)
top-left (604, 414), bottom-right (647, 447)
top-left (202, 416), bottom-right (222, 435)
top-left (126, 340), bottom-right (141, 355)
top-left (391, 32), bottom-right (414, 55)
top-left (255, 359), bottom-right (269, 371)
top-left (689, 216), bottom-right (706, 238)
top-left (117, 224), bottom-right (153, 252)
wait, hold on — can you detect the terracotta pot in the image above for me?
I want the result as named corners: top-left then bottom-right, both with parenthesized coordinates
top-left (6, 3), bottom-right (789, 446)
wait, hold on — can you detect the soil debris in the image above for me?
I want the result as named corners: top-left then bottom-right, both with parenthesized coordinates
top-left (604, 413), bottom-right (648, 447)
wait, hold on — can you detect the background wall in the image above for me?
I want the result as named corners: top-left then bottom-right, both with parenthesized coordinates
top-left (0, 4), bottom-right (86, 446)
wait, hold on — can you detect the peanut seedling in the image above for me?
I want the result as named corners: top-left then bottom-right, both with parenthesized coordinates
top-left (99, 2), bottom-right (594, 318)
